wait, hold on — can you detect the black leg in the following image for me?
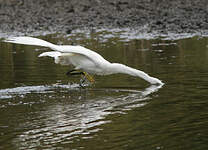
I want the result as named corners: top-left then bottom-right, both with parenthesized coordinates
top-left (79, 76), bottom-right (86, 88)
top-left (66, 69), bottom-right (75, 76)
top-left (66, 70), bottom-right (95, 87)
top-left (66, 69), bottom-right (84, 76)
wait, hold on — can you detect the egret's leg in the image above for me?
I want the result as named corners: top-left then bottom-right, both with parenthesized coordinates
top-left (83, 72), bottom-right (95, 83)
top-left (66, 70), bottom-right (95, 85)
top-left (79, 76), bottom-right (87, 87)
top-left (66, 69), bottom-right (84, 76)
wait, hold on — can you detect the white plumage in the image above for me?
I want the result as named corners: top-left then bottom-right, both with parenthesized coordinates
top-left (4, 36), bottom-right (163, 85)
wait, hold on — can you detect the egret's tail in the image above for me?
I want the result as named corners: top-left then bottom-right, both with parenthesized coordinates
top-left (4, 36), bottom-right (58, 50)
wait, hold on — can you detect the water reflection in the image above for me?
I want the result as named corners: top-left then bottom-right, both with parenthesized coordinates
top-left (11, 84), bottom-right (162, 149)
top-left (1, 32), bottom-right (208, 150)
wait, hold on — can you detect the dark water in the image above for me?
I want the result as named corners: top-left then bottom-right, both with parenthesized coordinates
top-left (0, 32), bottom-right (208, 150)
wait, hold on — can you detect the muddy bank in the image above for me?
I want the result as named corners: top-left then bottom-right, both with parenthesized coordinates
top-left (0, 0), bottom-right (208, 35)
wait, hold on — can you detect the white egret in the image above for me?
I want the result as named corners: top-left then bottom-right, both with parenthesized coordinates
top-left (4, 36), bottom-right (163, 85)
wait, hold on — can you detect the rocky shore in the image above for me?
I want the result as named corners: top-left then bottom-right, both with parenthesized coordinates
top-left (0, 0), bottom-right (208, 35)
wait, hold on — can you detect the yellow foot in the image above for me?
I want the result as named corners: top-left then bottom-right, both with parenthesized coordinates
top-left (83, 72), bottom-right (95, 83)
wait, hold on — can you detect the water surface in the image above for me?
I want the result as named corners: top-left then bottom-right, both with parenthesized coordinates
top-left (0, 33), bottom-right (208, 150)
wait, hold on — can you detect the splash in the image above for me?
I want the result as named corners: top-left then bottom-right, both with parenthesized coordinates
top-left (0, 84), bottom-right (80, 100)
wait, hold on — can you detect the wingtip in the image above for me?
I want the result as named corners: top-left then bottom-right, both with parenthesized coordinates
top-left (38, 54), bottom-right (43, 57)
top-left (3, 37), bottom-right (17, 43)
top-left (38, 53), bottom-right (45, 57)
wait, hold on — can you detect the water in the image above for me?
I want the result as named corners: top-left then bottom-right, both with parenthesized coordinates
top-left (0, 32), bottom-right (208, 150)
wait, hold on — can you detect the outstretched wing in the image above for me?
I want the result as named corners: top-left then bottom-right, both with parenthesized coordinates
top-left (38, 51), bottom-right (62, 58)
top-left (4, 36), bottom-right (58, 50)
top-left (4, 36), bottom-right (108, 65)
top-left (39, 51), bottom-right (97, 70)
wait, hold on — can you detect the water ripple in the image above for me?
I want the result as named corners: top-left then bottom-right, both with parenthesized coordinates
top-left (6, 84), bottom-right (163, 149)
top-left (0, 84), bottom-right (80, 100)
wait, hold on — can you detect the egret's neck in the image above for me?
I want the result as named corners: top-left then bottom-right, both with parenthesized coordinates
top-left (109, 63), bottom-right (163, 85)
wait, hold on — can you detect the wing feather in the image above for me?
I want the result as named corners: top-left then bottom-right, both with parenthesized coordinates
top-left (4, 36), bottom-right (108, 65)
top-left (38, 51), bottom-right (95, 68)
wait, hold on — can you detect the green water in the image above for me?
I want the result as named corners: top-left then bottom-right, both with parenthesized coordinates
top-left (0, 32), bottom-right (208, 150)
